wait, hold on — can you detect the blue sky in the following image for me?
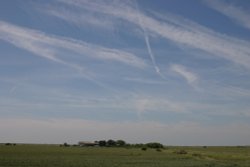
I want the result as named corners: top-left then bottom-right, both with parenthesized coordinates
top-left (1, 0), bottom-right (250, 145)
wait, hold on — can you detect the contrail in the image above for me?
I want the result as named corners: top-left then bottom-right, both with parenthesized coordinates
top-left (135, 1), bottom-right (166, 80)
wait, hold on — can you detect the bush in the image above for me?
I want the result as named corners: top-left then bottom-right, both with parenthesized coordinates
top-left (192, 153), bottom-right (202, 157)
top-left (63, 143), bottom-right (70, 147)
top-left (146, 142), bottom-right (163, 149)
top-left (174, 150), bottom-right (187, 154)
top-left (141, 147), bottom-right (147, 151)
top-left (156, 148), bottom-right (162, 152)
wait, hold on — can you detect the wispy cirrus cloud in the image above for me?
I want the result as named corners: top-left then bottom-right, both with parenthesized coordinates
top-left (170, 64), bottom-right (198, 88)
top-left (204, 0), bottom-right (250, 30)
top-left (124, 77), bottom-right (167, 85)
top-left (44, 0), bottom-right (164, 77)
top-left (53, 0), bottom-right (250, 70)
top-left (45, 6), bottom-right (115, 29)
top-left (135, 97), bottom-right (188, 116)
top-left (0, 20), bottom-right (147, 91)
top-left (0, 20), bottom-right (146, 70)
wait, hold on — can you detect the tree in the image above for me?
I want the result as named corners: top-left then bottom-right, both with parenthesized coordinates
top-left (63, 142), bottom-right (70, 147)
top-left (107, 139), bottom-right (116, 146)
top-left (98, 140), bottom-right (106, 147)
top-left (116, 140), bottom-right (126, 146)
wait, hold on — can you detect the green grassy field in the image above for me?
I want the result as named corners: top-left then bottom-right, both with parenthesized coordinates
top-left (0, 144), bottom-right (249, 167)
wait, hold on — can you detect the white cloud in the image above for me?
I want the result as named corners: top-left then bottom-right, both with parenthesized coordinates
top-left (124, 77), bottom-right (167, 84)
top-left (46, 7), bottom-right (114, 29)
top-left (56, 0), bottom-right (250, 69)
top-left (0, 20), bottom-right (147, 69)
top-left (45, 0), bottom-right (165, 78)
top-left (0, 20), bottom-right (147, 91)
top-left (204, 0), bottom-right (250, 30)
top-left (134, 97), bottom-right (188, 114)
top-left (170, 64), bottom-right (198, 87)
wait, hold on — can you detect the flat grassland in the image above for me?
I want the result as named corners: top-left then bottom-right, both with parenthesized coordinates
top-left (0, 144), bottom-right (249, 167)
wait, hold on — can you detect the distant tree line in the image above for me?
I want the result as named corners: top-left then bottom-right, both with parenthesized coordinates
top-left (60, 139), bottom-right (164, 149)
top-left (5, 143), bottom-right (16, 146)
top-left (97, 139), bottom-right (126, 147)
top-left (96, 140), bottom-right (163, 148)
top-left (127, 142), bottom-right (163, 149)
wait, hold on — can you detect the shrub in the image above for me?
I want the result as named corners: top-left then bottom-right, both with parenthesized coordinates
top-left (146, 142), bottom-right (163, 149)
top-left (192, 153), bottom-right (202, 157)
top-left (63, 142), bottom-right (70, 147)
top-left (174, 150), bottom-right (187, 154)
top-left (141, 147), bottom-right (147, 151)
top-left (156, 148), bottom-right (162, 152)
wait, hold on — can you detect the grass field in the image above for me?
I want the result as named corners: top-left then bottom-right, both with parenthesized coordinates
top-left (0, 144), bottom-right (250, 167)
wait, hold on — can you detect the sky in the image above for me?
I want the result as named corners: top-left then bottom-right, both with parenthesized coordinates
top-left (0, 0), bottom-right (250, 146)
